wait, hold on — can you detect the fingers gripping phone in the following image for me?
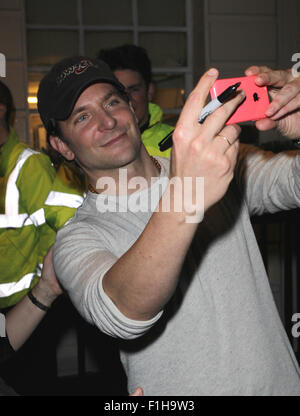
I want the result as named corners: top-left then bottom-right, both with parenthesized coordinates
top-left (210, 75), bottom-right (270, 125)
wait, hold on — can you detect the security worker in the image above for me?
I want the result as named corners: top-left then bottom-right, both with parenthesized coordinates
top-left (0, 80), bottom-right (83, 309)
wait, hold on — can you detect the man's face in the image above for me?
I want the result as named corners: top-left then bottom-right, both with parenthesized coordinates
top-left (56, 82), bottom-right (141, 179)
top-left (114, 69), bottom-right (151, 128)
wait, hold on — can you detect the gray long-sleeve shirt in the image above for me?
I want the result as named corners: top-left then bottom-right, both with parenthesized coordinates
top-left (53, 145), bottom-right (300, 395)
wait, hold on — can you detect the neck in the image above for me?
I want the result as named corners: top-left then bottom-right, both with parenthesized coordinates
top-left (88, 148), bottom-right (161, 195)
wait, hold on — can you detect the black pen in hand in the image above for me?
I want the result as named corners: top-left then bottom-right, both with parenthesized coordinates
top-left (158, 81), bottom-right (241, 151)
top-left (158, 129), bottom-right (174, 152)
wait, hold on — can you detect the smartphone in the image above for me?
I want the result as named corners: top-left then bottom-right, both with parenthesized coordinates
top-left (210, 75), bottom-right (270, 125)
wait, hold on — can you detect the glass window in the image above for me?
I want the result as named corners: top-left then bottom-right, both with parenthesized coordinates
top-left (138, 0), bottom-right (186, 26)
top-left (82, 0), bottom-right (132, 25)
top-left (85, 31), bottom-right (133, 58)
top-left (153, 73), bottom-right (185, 90)
top-left (27, 72), bottom-right (43, 110)
top-left (27, 30), bottom-right (79, 66)
top-left (152, 73), bottom-right (185, 126)
top-left (25, 0), bottom-right (191, 146)
top-left (26, 0), bottom-right (78, 25)
top-left (140, 32), bottom-right (186, 67)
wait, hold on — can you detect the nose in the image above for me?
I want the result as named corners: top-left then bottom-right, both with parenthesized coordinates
top-left (97, 109), bottom-right (117, 131)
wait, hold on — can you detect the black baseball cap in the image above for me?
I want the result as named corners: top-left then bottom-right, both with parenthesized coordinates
top-left (37, 56), bottom-right (126, 134)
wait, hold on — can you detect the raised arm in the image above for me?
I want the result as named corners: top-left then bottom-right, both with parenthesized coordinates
top-left (102, 68), bottom-right (244, 321)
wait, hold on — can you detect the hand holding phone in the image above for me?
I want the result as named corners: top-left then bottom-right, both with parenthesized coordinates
top-left (210, 75), bottom-right (270, 125)
top-left (159, 74), bottom-right (270, 151)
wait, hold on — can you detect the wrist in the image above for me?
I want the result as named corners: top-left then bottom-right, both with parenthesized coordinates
top-left (161, 177), bottom-right (204, 225)
top-left (27, 290), bottom-right (50, 312)
top-left (30, 280), bottom-right (59, 309)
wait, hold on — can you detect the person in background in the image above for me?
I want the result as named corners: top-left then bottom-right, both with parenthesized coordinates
top-left (0, 80), bottom-right (83, 310)
top-left (98, 44), bottom-right (173, 157)
top-left (0, 80), bottom-right (83, 395)
top-left (0, 80), bottom-right (57, 309)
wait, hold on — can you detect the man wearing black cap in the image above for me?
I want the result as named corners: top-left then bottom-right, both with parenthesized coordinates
top-left (38, 56), bottom-right (300, 395)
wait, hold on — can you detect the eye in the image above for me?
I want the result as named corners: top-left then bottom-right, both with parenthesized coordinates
top-left (106, 97), bottom-right (124, 111)
top-left (75, 114), bottom-right (88, 124)
top-left (107, 97), bottom-right (121, 107)
top-left (129, 86), bottom-right (140, 93)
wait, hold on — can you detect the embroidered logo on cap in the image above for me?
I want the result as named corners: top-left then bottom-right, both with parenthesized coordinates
top-left (56, 59), bottom-right (97, 85)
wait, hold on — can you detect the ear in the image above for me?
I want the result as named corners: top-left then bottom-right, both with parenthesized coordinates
top-left (0, 103), bottom-right (7, 121)
top-left (147, 82), bottom-right (155, 102)
top-left (49, 135), bottom-right (75, 161)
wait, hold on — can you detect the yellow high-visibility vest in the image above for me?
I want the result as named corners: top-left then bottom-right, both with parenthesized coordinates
top-left (0, 129), bottom-right (84, 308)
top-left (141, 102), bottom-right (173, 158)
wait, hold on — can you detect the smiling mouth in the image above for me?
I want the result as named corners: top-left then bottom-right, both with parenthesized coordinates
top-left (102, 132), bottom-right (126, 147)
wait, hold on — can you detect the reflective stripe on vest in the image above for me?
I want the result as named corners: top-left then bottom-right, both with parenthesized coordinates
top-left (0, 148), bottom-right (46, 229)
top-left (5, 148), bottom-right (38, 215)
top-left (45, 191), bottom-right (84, 208)
top-left (0, 264), bottom-right (42, 298)
top-left (0, 208), bottom-right (45, 228)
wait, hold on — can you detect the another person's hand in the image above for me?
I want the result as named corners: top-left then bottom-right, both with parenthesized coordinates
top-left (5, 247), bottom-right (63, 351)
top-left (32, 246), bottom-right (63, 307)
top-left (129, 387), bottom-right (144, 396)
top-left (245, 66), bottom-right (300, 138)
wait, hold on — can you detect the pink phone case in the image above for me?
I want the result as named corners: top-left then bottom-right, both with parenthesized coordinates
top-left (210, 75), bottom-right (270, 124)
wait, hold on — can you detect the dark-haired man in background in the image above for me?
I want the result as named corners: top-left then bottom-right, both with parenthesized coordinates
top-left (98, 44), bottom-right (173, 157)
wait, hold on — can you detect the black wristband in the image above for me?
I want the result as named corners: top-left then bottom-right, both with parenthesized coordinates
top-left (27, 290), bottom-right (50, 312)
